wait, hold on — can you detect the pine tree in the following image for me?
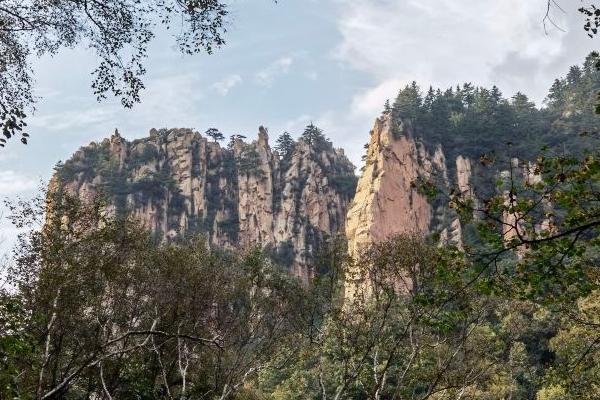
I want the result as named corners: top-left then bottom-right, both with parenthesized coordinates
top-left (392, 82), bottom-right (422, 121)
top-left (461, 83), bottom-right (476, 107)
top-left (566, 65), bottom-right (583, 86)
top-left (546, 79), bottom-right (565, 110)
top-left (227, 134), bottom-right (246, 150)
top-left (383, 99), bottom-right (392, 115)
top-left (301, 123), bottom-right (328, 149)
top-left (423, 86), bottom-right (435, 111)
top-left (491, 85), bottom-right (503, 105)
top-left (275, 132), bottom-right (296, 159)
top-left (583, 51), bottom-right (599, 74)
top-left (205, 128), bottom-right (225, 143)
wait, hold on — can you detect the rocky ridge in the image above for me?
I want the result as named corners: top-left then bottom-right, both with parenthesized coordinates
top-left (51, 126), bottom-right (357, 281)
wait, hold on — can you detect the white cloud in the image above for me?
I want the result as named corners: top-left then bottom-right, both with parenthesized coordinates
top-left (350, 79), bottom-right (403, 118)
top-left (30, 73), bottom-right (207, 138)
top-left (212, 74), bottom-right (243, 96)
top-left (333, 0), bottom-right (595, 108)
top-left (29, 107), bottom-right (118, 132)
top-left (320, 0), bottom-right (598, 169)
top-left (0, 171), bottom-right (38, 195)
top-left (255, 56), bottom-right (294, 87)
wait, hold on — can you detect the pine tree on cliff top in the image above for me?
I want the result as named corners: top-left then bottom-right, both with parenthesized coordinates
top-left (301, 123), bottom-right (329, 150)
top-left (275, 131), bottom-right (296, 159)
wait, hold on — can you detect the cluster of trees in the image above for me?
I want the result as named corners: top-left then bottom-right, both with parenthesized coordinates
top-left (3, 130), bottom-right (600, 398)
top-left (386, 53), bottom-right (600, 162)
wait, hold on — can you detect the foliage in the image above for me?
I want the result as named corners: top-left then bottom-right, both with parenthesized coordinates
top-left (447, 144), bottom-right (600, 305)
top-left (206, 127), bottom-right (225, 142)
top-left (388, 53), bottom-right (600, 164)
top-left (275, 131), bottom-right (296, 161)
top-left (0, 0), bottom-right (231, 147)
top-left (301, 123), bottom-right (331, 152)
top-left (1, 193), bottom-right (304, 399)
top-left (228, 134), bottom-right (247, 150)
top-left (329, 175), bottom-right (358, 199)
top-left (236, 143), bottom-right (264, 177)
top-left (4, 189), bottom-right (600, 399)
top-left (8, 51), bottom-right (600, 397)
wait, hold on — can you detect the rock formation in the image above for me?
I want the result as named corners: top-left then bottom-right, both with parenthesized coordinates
top-left (51, 115), bottom-right (551, 289)
top-left (345, 115), bottom-right (466, 259)
top-left (344, 114), bottom-right (558, 298)
top-left (344, 115), bottom-right (474, 298)
top-left (51, 126), bottom-right (357, 281)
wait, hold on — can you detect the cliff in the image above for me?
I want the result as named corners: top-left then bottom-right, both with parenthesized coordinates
top-left (51, 127), bottom-right (357, 281)
top-left (344, 113), bottom-right (561, 297)
top-left (346, 115), bottom-right (464, 261)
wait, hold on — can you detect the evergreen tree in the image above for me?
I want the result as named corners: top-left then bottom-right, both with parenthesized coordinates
top-left (382, 99), bottom-right (392, 115)
top-left (423, 86), bottom-right (435, 112)
top-left (583, 51), bottom-right (599, 74)
top-left (227, 134), bottom-right (246, 150)
top-left (275, 131), bottom-right (296, 159)
top-left (566, 65), bottom-right (583, 86)
top-left (392, 81), bottom-right (422, 121)
top-left (301, 123), bottom-right (328, 149)
top-left (205, 128), bottom-right (225, 143)
top-left (491, 85), bottom-right (503, 103)
top-left (546, 79), bottom-right (566, 110)
top-left (461, 82), bottom-right (476, 107)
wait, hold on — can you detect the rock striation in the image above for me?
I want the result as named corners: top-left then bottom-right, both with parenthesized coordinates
top-left (344, 115), bottom-right (474, 297)
top-left (51, 127), bottom-right (357, 281)
top-left (343, 114), bottom-right (559, 298)
top-left (345, 115), bottom-right (463, 259)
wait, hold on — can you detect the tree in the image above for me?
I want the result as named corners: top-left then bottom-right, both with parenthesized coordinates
top-left (267, 235), bottom-right (533, 400)
top-left (300, 123), bottom-right (328, 149)
top-left (275, 131), bottom-right (296, 160)
top-left (546, 79), bottom-right (566, 109)
top-left (577, 3), bottom-right (600, 37)
top-left (205, 127), bottom-right (225, 142)
top-left (0, 1), bottom-right (234, 147)
top-left (446, 143), bottom-right (600, 305)
top-left (1, 192), bottom-right (305, 399)
top-left (544, 2), bottom-right (600, 38)
top-left (227, 134), bottom-right (246, 150)
top-left (382, 99), bottom-right (392, 115)
top-left (392, 81), bottom-right (422, 121)
top-left (423, 86), bottom-right (435, 111)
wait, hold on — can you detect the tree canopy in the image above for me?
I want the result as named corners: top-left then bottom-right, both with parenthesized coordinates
top-left (0, 0), bottom-right (234, 147)
top-left (205, 127), bottom-right (225, 142)
top-left (275, 131), bottom-right (296, 160)
top-left (384, 53), bottom-right (600, 163)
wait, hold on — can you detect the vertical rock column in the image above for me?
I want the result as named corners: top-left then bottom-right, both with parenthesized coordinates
top-left (345, 116), bottom-right (435, 299)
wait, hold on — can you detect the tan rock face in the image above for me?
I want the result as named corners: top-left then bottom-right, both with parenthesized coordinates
top-left (456, 155), bottom-right (474, 199)
top-left (345, 116), bottom-right (481, 298)
top-left (51, 127), bottom-right (357, 281)
top-left (345, 116), bottom-right (434, 260)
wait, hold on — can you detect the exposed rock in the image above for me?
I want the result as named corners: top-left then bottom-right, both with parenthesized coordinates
top-left (51, 127), bottom-right (357, 281)
top-left (456, 155), bottom-right (474, 199)
top-left (345, 115), bottom-right (484, 298)
top-left (346, 116), bottom-right (439, 260)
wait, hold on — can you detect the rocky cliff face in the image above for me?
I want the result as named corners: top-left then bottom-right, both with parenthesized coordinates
top-left (344, 115), bottom-right (486, 297)
top-left (345, 115), bottom-right (463, 261)
top-left (51, 127), bottom-right (356, 281)
top-left (344, 114), bottom-right (554, 297)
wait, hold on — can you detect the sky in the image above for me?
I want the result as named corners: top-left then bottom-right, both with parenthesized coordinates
top-left (0, 0), bottom-right (598, 251)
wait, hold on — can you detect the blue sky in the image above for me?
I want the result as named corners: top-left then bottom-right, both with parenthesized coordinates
top-left (0, 0), bottom-right (597, 250)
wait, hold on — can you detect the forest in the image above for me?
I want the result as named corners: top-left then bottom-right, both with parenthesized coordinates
top-left (1, 52), bottom-right (600, 399)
